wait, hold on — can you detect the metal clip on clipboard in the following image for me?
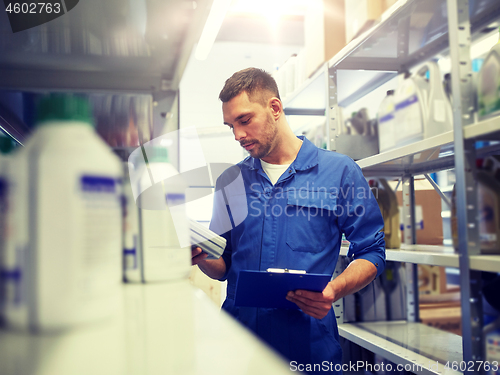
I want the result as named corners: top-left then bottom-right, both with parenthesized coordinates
top-left (266, 268), bottom-right (307, 274)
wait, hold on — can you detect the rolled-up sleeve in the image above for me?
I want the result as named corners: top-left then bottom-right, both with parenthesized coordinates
top-left (336, 163), bottom-right (386, 277)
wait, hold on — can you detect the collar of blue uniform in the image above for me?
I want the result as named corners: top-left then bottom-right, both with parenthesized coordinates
top-left (241, 135), bottom-right (319, 172)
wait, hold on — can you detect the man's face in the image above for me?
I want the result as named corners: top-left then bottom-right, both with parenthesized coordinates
top-left (222, 91), bottom-right (278, 160)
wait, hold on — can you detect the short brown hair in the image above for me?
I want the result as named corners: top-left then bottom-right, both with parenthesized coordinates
top-left (219, 67), bottom-right (280, 105)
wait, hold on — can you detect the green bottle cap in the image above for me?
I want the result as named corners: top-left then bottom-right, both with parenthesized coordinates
top-left (36, 94), bottom-right (94, 126)
top-left (145, 146), bottom-right (169, 163)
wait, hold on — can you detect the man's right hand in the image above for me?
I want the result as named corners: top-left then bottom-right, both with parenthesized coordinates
top-left (191, 246), bottom-right (226, 280)
top-left (191, 246), bottom-right (208, 266)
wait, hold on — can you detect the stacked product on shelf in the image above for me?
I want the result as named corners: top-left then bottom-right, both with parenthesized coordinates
top-left (126, 146), bottom-right (191, 283)
top-left (272, 52), bottom-right (306, 100)
top-left (337, 108), bottom-right (379, 159)
top-left (418, 265), bottom-right (462, 335)
top-left (0, 94), bottom-right (123, 332)
top-left (395, 181), bottom-right (444, 246)
top-left (369, 178), bottom-right (400, 249)
top-left (344, 262), bottom-right (406, 322)
top-left (123, 148), bottom-right (225, 283)
top-left (451, 157), bottom-right (500, 254)
top-left (377, 61), bottom-right (453, 152)
top-left (122, 162), bottom-right (141, 282)
top-left (377, 90), bottom-right (396, 152)
top-left (478, 28), bottom-right (500, 119)
top-left (420, 62), bottom-right (454, 138)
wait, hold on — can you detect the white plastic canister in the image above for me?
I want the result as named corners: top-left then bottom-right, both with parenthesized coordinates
top-left (128, 145), bottom-right (190, 283)
top-left (4, 94), bottom-right (123, 332)
top-left (394, 72), bottom-right (427, 147)
top-left (417, 62), bottom-right (453, 138)
top-left (122, 161), bottom-right (141, 283)
top-left (478, 33), bottom-right (500, 119)
top-left (377, 90), bottom-right (396, 152)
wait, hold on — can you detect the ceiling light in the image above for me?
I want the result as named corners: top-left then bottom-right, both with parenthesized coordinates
top-left (195, 0), bottom-right (233, 61)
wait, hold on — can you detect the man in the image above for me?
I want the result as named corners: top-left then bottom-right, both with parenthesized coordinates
top-left (192, 68), bottom-right (385, 373)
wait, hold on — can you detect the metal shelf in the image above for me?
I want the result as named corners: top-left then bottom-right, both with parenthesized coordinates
top-left (341, 245), bottom-right (500, 272)
top-left (283, 64), bottom-right (326, 116)
top-left (469, 254), bottom-right (500, 273)
top-left (0, 0), bottom-right (211, 93)
top-left (339, 321), bottom-right (462, 375)
top-left (328, 0), bottom-right (500, 72)
top-left (353, 116), bottom-right (500, 177)
top-left (283, 67), bottom-right (397, 116)
top-left (464, 115), bottom-right (500, 141)
top-left (0, 281), bottom-right (292, 375)
top-left (341, 245), bottom-right (457, 268)
top-left (355, 131), bottom-right (455, 177)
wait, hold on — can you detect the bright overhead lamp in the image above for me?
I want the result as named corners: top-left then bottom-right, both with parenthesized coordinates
top-left (195, 0), bottom-right (233, 61)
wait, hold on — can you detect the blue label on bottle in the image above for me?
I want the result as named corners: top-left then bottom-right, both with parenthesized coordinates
top-left (81, 176), bottom-right (116, 193)
top-left (166, 193), bottom-right (185, 207)
top-left (0, 267), bottom-right (22, 305)
top-left (395, 94), bottom-right (419, 111)
top-left (123, 235), bottom-right (137, 270)
top-left (123, 249), bottom-right (137, 269)
top-left (379, 113), bottom-right (395, 123)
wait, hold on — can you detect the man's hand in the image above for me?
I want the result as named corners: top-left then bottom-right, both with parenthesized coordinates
top-left (191, 246), bottom-right (208, 266)
top-left (286, 259), bottom-right (378, 319)
top-left (286, 283), bottom-right (336, 319)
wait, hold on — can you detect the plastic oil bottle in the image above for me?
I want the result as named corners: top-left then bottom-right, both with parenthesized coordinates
top-left (127, 145), bottom-right (190, 283)
top-left (4, 94), bottom-right (123, 332)
top-left (122, 161), bottom-right (141, 283)
top-left (369, 179), bottom-right (400, 249)
top-left (477, 28), bottom-right (500, 119)
top-left (377, 90), bottom-right (396, 152)
top-left (452, 159), bottom-right (500, 254)
top-left (418, 62), bottom-right (454, 138)
top-left (394, 71), bottom-right (427, 147)
top-left (478, 159), bottom-right (500, 253)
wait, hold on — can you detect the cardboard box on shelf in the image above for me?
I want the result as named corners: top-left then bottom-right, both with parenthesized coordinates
top-left (418, 264), bottom-right (462, 336)
top-left (396, 184), bottom-right (444, 245)
top-left (304, 0), bottom-right (397, 78)
top-left (304, 0), bottom-right (346, 78)
top-left (345, 0), bottom-right (397, 43)
top-left (419, 304), bottom-right (462, 336)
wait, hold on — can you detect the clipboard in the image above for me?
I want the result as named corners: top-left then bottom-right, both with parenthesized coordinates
top-left (189, 219), bottom-right (226, 260)
top-left (234, 269), bottom-right (331, 309)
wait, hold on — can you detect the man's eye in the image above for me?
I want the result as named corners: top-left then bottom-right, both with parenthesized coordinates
top-left (241, 119), bottom-right (249, 125)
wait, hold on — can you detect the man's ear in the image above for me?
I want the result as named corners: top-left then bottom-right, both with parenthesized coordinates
top-left (269, 97), bottom-right (282, 120)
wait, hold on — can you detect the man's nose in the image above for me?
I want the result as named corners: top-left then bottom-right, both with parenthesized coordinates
top-left (233, 126), bottom-right (246, 141)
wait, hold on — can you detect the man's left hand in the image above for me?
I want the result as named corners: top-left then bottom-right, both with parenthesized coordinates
top-left (286, 283), bottom-right (335, 319)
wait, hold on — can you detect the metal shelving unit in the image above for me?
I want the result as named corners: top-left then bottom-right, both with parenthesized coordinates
top-left (0, 0), bottom-right (211, 94)
top-left (341, 245), bottom-right (500, 272)
top-left (0, 281), bottom-right (293, 375)
top-left (283, 0), bottom-right (500, 373)
top-left (339, 321), bottom-right (463, 375)
top-left (0, 0), bottom-right (213, 151)
top-left (0, 3), bottom-right (285, 375)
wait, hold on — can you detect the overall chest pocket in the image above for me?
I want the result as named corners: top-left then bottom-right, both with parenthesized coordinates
top-left (285, 192), bottom-right (337, 253)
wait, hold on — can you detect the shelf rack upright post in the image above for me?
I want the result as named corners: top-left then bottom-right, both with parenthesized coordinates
top-left (447, 0), bottom-right (484, 370)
